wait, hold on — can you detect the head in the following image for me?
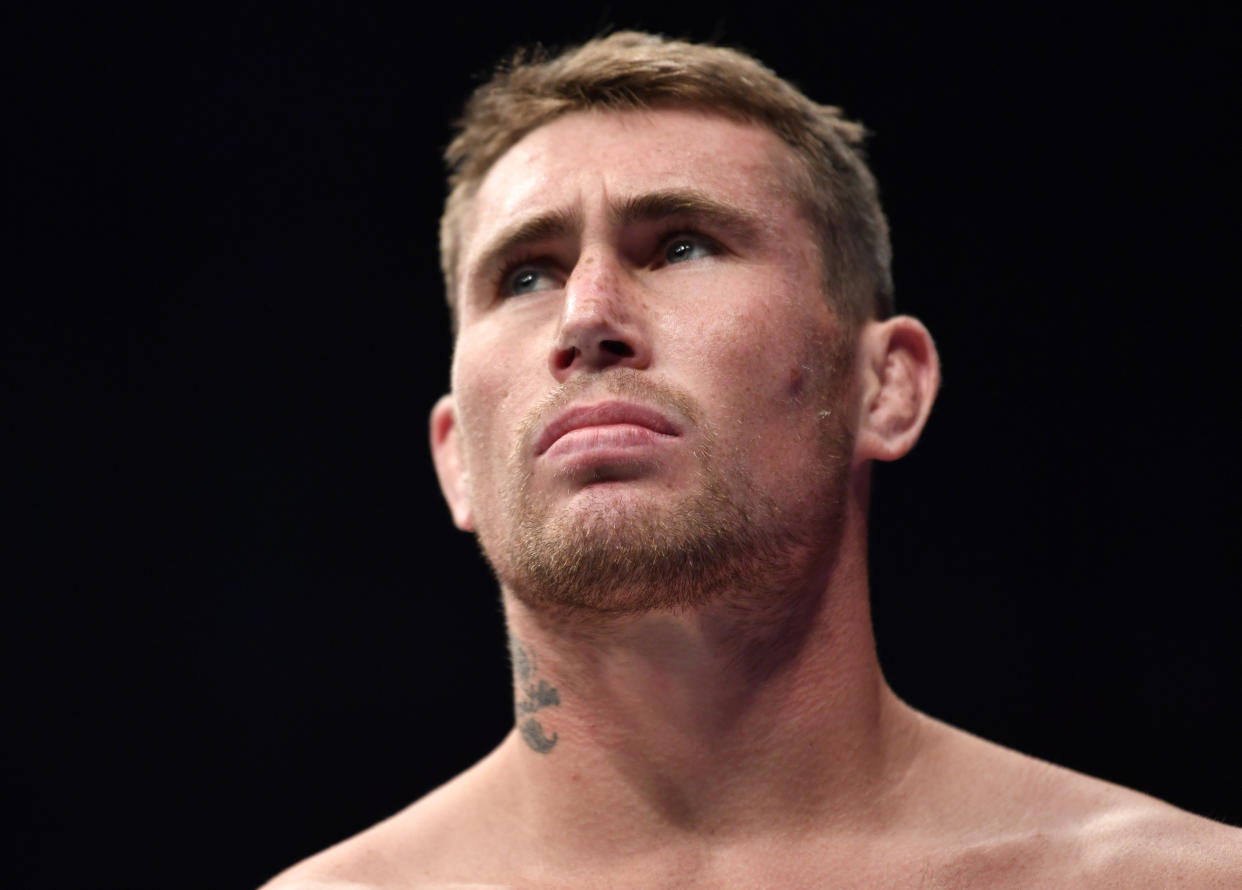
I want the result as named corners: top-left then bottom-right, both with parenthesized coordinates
top-left (439, 31), bottom-right (895, 331)
top-left (430, 34), bottom-right (938, 616)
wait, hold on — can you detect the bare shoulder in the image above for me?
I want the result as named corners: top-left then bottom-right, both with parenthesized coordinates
top-left (1069, 798), bottom-right (1242, 887)
top-left (925, 800), bottom-right (1242, 889)
top-left (914, 716), bottom-right (1242, 887)
top-left (258, 740), bottom-right (520, 890)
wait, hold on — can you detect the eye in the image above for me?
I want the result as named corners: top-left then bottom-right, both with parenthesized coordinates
top-left (505, 265), bottom-right (559, 297)
top-left (663, 235), bottom-right (715, 265)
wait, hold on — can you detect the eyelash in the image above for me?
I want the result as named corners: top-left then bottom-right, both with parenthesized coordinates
top-left (492, 227), bottom-right (721, 298)
top-left (494, 252), bottom-right (555, 298)
top-left (656, 230), bottom-right (718, 266)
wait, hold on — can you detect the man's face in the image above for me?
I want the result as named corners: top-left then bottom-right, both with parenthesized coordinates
top-left (440, 108), bottom-right (857, 612)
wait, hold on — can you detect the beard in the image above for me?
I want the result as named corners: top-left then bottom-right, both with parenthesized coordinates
top-left (472, 363), bottom-right (854, 617)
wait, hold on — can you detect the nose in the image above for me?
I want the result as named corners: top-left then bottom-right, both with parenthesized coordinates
top-left (549, 250), bottom-right (651, 380)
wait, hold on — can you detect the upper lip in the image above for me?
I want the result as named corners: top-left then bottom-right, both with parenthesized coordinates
top-left (534, 401), bottom-right (681, 455)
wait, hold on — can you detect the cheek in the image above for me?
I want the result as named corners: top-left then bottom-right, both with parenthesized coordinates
top-left (692, 303), bottom-right (827, 406)
top-left (451, 340), bottom-right (528, 477)
top-left (689, 304), bottom-right (847, 469)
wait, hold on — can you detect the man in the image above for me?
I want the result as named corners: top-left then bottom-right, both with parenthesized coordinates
top-left (265, 31), bottom-right (1241, 888)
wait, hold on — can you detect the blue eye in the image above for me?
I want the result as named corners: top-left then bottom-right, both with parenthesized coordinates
top-left (664, 237), bottom-right (712, 265)
top-left (507, 266), bottom-right (556, 296)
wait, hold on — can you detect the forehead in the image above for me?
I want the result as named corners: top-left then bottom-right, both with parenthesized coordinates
top-left (458, 108), bottom-right (807, 264)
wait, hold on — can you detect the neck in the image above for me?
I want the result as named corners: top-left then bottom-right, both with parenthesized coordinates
top-left (488, 499), bottom-right (923, 853)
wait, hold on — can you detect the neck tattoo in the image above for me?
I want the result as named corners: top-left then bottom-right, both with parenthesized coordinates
top-left (510, 637), bottom-right (561, 754)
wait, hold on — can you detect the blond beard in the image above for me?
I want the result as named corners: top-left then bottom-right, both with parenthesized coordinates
top-left (474, 363), bottom-right (853, 616)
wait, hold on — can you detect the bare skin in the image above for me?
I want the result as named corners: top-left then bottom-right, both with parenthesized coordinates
top-left (263, 110), bottom-right (1241, 889)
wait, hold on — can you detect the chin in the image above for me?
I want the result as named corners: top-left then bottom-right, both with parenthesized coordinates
top-left (491, 471), bottom-right (827, 617)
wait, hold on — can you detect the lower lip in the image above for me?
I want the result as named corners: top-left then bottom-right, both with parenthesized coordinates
top-left (542, 424), bottom-right (676, 460)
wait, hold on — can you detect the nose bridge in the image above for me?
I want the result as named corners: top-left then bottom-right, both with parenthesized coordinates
top-left (551, 242), bottom-right (649, 377)
top-left (563, 245), bottom-right (624, 322)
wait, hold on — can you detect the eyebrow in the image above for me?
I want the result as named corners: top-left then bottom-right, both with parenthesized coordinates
top-left (470, 206), bottom-right (584, 287)
top-left (609, 188), bottom-right (762, 238)
top-left (468, 188), bottom-right (762, 286)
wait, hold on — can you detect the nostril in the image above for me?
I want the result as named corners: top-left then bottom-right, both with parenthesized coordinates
top-left (600, 339), bottom-right (634, 358)
top-left (554, 346), bottom-right (579, 370)
top-left (551, 338), bottom-right (639, 375)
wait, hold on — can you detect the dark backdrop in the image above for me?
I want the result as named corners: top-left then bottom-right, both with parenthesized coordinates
top-left (10, 4), bottom-right (1240, 888)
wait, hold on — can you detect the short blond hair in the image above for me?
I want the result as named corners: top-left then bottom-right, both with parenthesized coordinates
top-left (440, 31), bottom-right (894, 325)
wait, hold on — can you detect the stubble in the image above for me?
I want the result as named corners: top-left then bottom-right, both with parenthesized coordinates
top-left (475, 356), bottom-right (854, 616)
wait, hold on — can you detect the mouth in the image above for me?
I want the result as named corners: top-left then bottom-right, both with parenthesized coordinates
top-left (534, 401), bottom-right (681, 458)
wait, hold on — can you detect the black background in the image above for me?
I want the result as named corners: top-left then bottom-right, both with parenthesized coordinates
top-left (9, 3), bottom-right (1240, 888)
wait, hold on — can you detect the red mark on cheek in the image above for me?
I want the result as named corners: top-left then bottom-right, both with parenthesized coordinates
top-left (788, 365), bottom-right (806, 398)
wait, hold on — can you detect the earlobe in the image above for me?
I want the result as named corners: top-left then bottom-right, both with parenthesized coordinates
top-left (853, 316), bottom-right (941, 464)
top-left (430, 394), bottom-right (475, 532)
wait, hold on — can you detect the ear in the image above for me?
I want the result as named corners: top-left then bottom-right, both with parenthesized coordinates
top-left (429, 394), bottom-right (475, 531)
top-left (853, 316), bottom-right (940, 464)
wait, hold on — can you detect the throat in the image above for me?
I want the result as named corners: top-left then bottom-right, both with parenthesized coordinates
top-left (497, 546), bottom-right (896, 837)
